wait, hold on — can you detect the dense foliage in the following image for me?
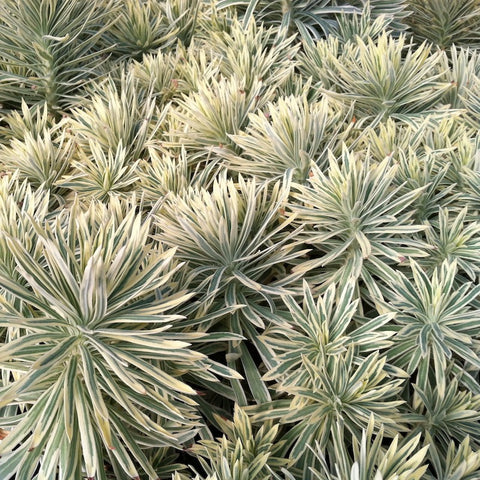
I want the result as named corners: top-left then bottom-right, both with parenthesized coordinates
top-left (1, 1), bottom-right (480, 479)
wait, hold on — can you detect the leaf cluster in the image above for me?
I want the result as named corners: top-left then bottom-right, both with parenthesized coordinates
top-left (1, 2), bottom-right (480, 480)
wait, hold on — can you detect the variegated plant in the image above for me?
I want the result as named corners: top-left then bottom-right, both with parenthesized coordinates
top-left (1, 1), bottom-right (480, 479)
